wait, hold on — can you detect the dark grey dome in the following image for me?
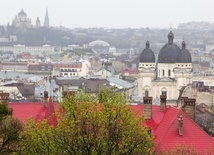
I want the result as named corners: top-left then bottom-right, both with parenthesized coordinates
top-left (139, 41), bottom-right (155, 63)
top-left (176, 41), bottom-right (192, 63)
top-left (158, 31), bottom-right (180, 63)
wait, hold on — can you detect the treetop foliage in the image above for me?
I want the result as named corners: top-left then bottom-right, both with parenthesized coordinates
top-left (19, 89), bottom-right (154, 155)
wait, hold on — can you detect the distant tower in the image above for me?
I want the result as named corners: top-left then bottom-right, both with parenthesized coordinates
top-left (43, 7), bottom-right (49, 27)
top-left (36, 17), bottom-right (41, 27)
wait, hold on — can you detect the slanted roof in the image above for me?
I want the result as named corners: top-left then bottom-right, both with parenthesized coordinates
top-left (107, 77), bottom-right (135, 89)
top-left (130, 105), bottom-right (165, 131)
top-left (9, 102), bottom-right (214, 154)
top-left (154, 107), bottom-right (214, 154)
top-left (9, 101), bottom-right (58, 127)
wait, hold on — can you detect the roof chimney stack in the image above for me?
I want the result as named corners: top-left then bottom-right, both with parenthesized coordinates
top-left (182, 98), bottom-right (196, 121)
top-left (180, 97), bottom-right (188, 107)
top-left (143, 97), bottom-right (152, 119)
top-left (0, 92), bottom-right (9, 104)
top-left (178, 114), bottom-right (183, 136)
top-left (44, 91), bottom-right (48, 107)
top-left (160, 95), bottom-right (167, 110)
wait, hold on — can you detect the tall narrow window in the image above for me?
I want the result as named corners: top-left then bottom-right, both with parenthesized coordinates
top-left (168, 69), bottom-right (171, 77)
top-left (162, 70), bottom-right (165, 76)
top-left (162, 91), bottom-right (167, 96)
top-left (145, 90), bottom-right (149, 97)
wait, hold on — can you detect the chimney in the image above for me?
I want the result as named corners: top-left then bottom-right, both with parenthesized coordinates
top-left (160, 95), bottom-right (167, 110)
top-left (44, 91), bottom-right (48, 107)
top-left (178, 114), bottom-right (183, 136)
top-left (143, 97), bottom-right (152, 119)
top-left (180, 97), bottom-right (188, 107)
top-left (0, 92), bottom-right (9, 104)
top-left (183, 98), bottom-right (196, 121)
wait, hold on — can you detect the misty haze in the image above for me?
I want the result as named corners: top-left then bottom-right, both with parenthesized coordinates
top-left (0, 0), bottom-right (213, 154)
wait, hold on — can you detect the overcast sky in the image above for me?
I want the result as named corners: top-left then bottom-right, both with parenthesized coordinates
top-left (1, 0), bottom-right (214, 29)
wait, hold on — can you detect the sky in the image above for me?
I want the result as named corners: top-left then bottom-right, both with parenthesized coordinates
top-left (1, 0), bottom-right (214, 29)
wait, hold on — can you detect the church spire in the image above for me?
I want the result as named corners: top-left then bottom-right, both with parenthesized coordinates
top-left (43, 7), bottom-right (49, 27)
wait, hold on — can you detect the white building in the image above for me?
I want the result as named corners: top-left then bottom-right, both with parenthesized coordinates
top-left (0, 44), bottom-right (54, 55)
top-left (52, 60), bottom-right (91, 77)
top-left (138, 31), bottom-right (192, 103)
top-left (12, 9), bottom-right (32, 29)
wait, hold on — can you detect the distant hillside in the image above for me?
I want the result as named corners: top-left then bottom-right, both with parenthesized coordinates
top-left (178, 21), bottom-right (214, 30)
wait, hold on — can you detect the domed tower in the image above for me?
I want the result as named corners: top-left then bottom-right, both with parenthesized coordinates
top-left (12, 9), bottom-right (32, 29)
top-left (174, 41), bottom-right (193, 87)
top-left (138, 41), bottom-right (156, 97)
top-left (157, 31), bottom-right (180, 78)
top-left (36, 17), bottom-right (41, 28)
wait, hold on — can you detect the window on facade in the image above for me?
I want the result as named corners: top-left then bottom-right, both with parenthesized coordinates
top-left (168, 69), bottom-right (171, 77)
top-left (162, 91), bottom-right (167, 96)
top-left (162, 70), bottom-right (165, 76)
top-left (145, 90), bottom-right (149, 97)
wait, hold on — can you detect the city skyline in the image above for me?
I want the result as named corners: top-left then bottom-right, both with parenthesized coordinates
top-left (1, 0), bottom-right (214, 29)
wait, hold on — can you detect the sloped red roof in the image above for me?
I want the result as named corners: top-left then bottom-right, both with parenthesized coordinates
top-left (130, 105), bottom-right (165, 131)
top-left (9, 101), bottom-right (58, 127)
top-left (9, 102), bottom-right (214, 154)
top-left (154, 107), bottom-right (214, 154)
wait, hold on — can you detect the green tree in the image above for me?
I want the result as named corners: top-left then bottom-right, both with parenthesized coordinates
top-left (19, 90), bottom-right (154, 155)
top-left (0, 103), bottom-right (23, 154)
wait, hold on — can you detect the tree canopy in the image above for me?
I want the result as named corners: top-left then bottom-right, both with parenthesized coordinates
top-left (19, 90), bottom-right (154, 155)
top-left (0, 102), bottom-right (23, 155)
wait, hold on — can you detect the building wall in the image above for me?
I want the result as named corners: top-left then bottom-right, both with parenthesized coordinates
top-left (158, 63), bottom-right (175, 78)
top-left (0, 45), bottom-right (54, 55)
top-left (138, 62), bottom-right (193, 101)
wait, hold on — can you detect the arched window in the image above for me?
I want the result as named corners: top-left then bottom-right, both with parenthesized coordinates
top-left (161, 87), bottom-right (167, 96)
top-left (168, 69), bottom-right (171, 77)
top-left (144, 86), bottom-right (150, 97)
top-left (162, 70), bottom-right (165, 76)
top-left (145, 90), bottom-right (149, 97)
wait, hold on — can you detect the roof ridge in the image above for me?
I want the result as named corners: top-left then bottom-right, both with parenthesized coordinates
top-left (155, 107), bottom-right (180, 151)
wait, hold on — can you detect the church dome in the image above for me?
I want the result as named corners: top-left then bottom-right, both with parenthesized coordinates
top-left (158, 31), bottom-right (180, 63)
top-left (139, 41), bottom-right (155, 62)
top-left (18, 9), bottom-right (27, 16)
top-left (176, 41), bottom-right (192, 63)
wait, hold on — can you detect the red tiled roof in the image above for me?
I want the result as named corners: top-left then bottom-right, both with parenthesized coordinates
top-left (9, 101), bottom-right (58, 127)
top-left (130, 105), bottom-right (165, 131)
top-left (9, 102), bottom-right (214, 154)
top-left (154, 107), bottom-right (214, 154)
